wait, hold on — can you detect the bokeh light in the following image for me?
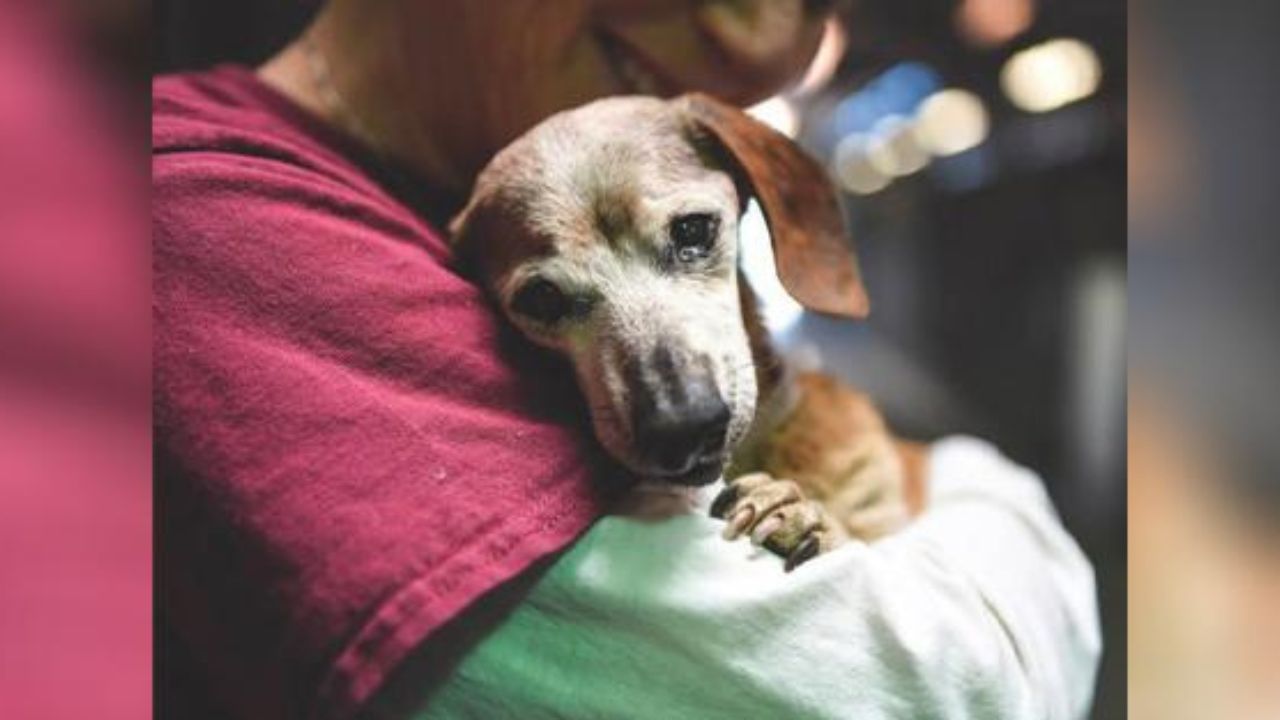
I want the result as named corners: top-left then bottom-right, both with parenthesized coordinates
top-left (1001, 38), bottom-right (1102, 113)
top-left (833, 133), bottom-right (892, 195)
top-left (913, 88), bottom-right (990, 156)
top-left (831, 61), bottom-right (941, 137)
top-left (955, 0), bottom-right (1035, 48)
top-left (866, 115), bottom-right (930, 176)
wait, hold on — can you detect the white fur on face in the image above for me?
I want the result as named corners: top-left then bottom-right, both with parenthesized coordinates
top-left (459, 97), bottom-right (760, 477)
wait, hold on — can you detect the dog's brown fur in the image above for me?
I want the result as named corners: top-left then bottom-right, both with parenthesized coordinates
top-left (732, 273), bottom-right (926, 553)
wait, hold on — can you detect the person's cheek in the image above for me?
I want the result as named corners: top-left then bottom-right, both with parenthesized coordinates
top-left (698, 0), bottom-right (811, 69)
top-left (697, 0), bottom-right (825, 89)
top-left (470, 1), bottom-right (605, 156)
top-left (604, 0), bottom-right (825, 103)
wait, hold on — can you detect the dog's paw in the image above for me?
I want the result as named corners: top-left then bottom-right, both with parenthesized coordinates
top-left (710, 473), bottom-right (848, 572)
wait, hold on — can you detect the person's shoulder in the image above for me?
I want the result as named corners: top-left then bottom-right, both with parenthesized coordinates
top-left (152, 66), bottom-right (451, 267)
top-left (153, 66), bottom-right (246, 117)
top-left (153, 67), bottom-right (399, 224)
top-left (154, 66), bottom-right (280, 153)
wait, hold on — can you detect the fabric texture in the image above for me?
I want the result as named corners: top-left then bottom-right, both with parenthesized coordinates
top-left (153, 66), bottom-right (620, 720)
top-left (395, 437), bottom-right (1101, 720)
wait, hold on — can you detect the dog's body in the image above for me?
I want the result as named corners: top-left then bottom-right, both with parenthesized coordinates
top-left (452, 94), bottom-right (922, 569)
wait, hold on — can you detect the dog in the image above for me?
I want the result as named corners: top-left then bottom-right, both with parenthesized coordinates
top-left (450, 93), bottom-right (924, 570)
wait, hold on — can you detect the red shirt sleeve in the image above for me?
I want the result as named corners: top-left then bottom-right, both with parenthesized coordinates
top-left (154, 68), bottom-right (617, 720)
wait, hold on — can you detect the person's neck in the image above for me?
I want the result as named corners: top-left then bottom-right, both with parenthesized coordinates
top-left (257, 5), bottom-right (471, 196)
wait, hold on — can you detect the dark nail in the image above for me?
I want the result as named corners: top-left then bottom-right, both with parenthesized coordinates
top-left (784, 536), bottom-right (820, 572)
top-left (709, 483), bottom-right (739, 519)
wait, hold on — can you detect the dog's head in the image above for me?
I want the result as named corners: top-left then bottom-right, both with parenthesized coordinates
top-left (451, 94), bottom-right (866, 485)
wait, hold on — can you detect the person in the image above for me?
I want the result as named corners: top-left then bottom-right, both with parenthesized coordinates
top-left (153, 1), bottom-right (1100, 718)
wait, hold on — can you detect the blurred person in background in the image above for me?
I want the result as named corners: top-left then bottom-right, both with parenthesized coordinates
top-left (154, 1), bottom-right (1099, 718)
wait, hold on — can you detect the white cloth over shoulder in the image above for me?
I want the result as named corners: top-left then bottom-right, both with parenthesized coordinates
top-left (415, 437), bottom-right (1101, 719)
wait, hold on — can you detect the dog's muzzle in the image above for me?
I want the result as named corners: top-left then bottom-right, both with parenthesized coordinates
top-left (627, 343), bottom-right (730, 485)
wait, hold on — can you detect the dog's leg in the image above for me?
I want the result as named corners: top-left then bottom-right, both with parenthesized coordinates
top-left (723, 278), bottom-right (924, 567)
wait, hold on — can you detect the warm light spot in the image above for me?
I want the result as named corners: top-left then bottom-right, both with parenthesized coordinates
top-left (833, 134), bottom-right (891, 195)
top-left (1001, 38), bottom-right (1102, 112)
top-left (866, 116), bottom-right (930, 176)
top-left (914, 88), bottom-right (990, 156)
top-left (955, 0), bottom-right (1035, 48)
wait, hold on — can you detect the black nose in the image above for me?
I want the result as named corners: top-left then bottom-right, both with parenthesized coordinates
top-left (633, 394), bottom-right (731, 477)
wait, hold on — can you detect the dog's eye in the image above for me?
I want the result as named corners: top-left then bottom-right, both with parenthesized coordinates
top-left (510, 278), bottom-right (593, 327)
top-left (511, 278), bottom-right (570, 325)
top-left (669, 213), bottom-right (718, 263)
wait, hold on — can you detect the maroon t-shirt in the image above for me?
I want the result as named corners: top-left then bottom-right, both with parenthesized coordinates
top-left (154, 66), bottom-right (617, 719)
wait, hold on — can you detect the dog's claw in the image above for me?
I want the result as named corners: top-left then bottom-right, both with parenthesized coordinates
top-left (784, 535), bottom-right (820, 572)
top-left (722, 506), bottom-right (755, 540)
top-left (751, 515), bottom-right (784, 545)
top-left (709, 483), bottom-right (739, 519)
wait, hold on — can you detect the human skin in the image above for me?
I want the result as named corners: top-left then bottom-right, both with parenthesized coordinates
top-left (258, 0), bottom-right (831, 195)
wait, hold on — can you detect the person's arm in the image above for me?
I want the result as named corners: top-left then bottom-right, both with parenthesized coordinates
top-left (882, 436), bottom-right (1102, 719)
top-left (382, 436), bottom-right (1101, 720)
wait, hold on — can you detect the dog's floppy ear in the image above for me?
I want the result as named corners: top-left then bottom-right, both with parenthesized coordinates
top-left (677, 92), bottom-right (868, 318)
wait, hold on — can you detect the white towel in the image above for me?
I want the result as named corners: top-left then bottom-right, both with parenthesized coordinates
top-left (409, 436), bottom-right (1101, 719)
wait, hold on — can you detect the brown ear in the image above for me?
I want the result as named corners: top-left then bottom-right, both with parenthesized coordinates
top-left (677, 92), bottom-right (868, 318)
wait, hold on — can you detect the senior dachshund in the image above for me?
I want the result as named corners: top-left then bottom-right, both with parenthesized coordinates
top-left (450, 94), bottom-right (925, 570)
